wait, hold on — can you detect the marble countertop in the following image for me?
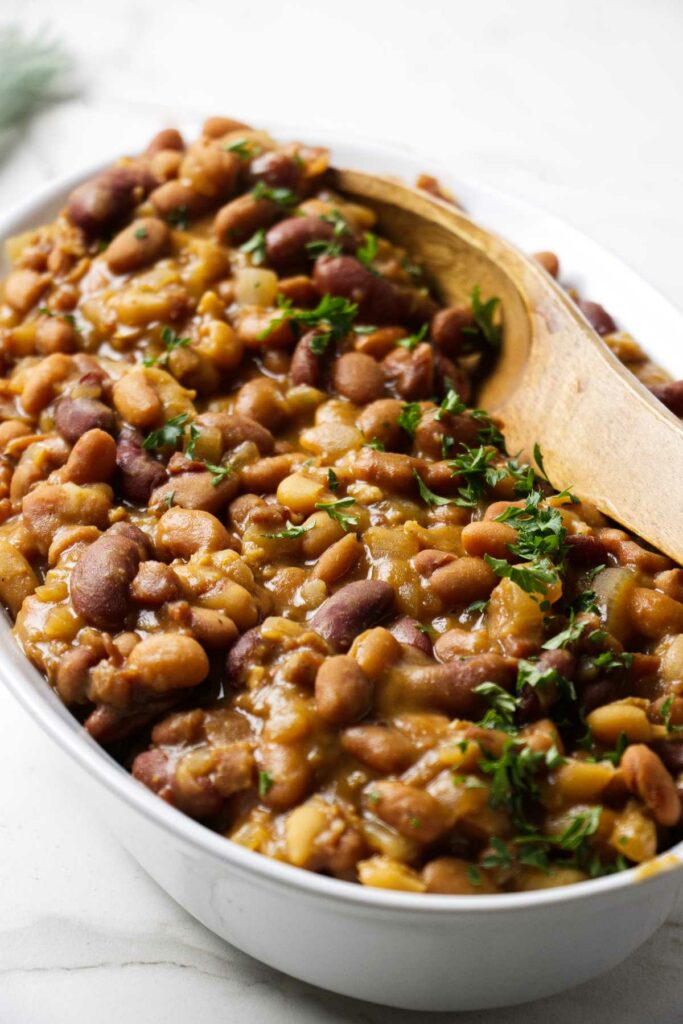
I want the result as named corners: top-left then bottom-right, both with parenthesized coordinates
top-left (2, 1), bottom-right (683, 1020)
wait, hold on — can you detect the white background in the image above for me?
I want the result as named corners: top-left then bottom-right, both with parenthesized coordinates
top-left (1, 0), bottom-right (683, 1021)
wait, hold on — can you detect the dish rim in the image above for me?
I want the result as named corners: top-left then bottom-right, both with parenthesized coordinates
top-left (2, 125), bottom-right (683, 915)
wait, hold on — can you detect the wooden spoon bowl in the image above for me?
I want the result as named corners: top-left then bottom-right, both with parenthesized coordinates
top-left (333, 167), bottom-right (683, 564)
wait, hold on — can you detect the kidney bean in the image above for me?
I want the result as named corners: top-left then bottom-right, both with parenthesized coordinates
top-left (55, 396), bottom-right (116, 444)
top-left (430, 305), bottom-right (474, 356)
top-left (366, 780), bottom-right (446, 844)
top-left (532, 251), bottom-right (560, 278)
top-left (651, 739), bottom-right (683, 775)
top-left (315, 655), bottom-right (373, 724)
top-left (430, 556), bottom-right (498, 607)
top-left (382, 343), bottom-right (434, 400)
top-left (63, 429), bottom-right (117, 484)
top-left (144, 128), bottom-right (185, 157)
top-left (579, 300), bottom-right (617, 336)
top-left (132, 747), bottom-right (174, 800)
top-left (565, 533), bottom-right (609, 567)
top-left (341, 724), bottom-right (414, 773)
top-left (67, 165), bottom-right (157, 237)
top-left (650, 380), bottom-right (683, 418)
top-left (55, 645), bottom-right (102, 705)
top-left (310, 579), bottom-right (394, 651)
top-left (35, 316), bottom-right (79, 355)
top-left (155, 507), bottom-right (232, 560)
top-left (266, 217), bottom-right (337, 272)
top-left (290, 331), bottom-right (324, 386)
top-left (332, 352), bottom-right (385, 405)
top-left (405, 653), bottom-right (517, 715)
top-left (249, 150), bottom-right (302, 191)
top-left (516, 649), bottom-right (576, 723)
top-left (621, 744), bottom-right (681, 826)
top-left (226, 626), bottom-right (271, 685)
top-left (105, 217), bottom-right (170, 275)
top-left (196, 411), bottom-right (275, 454)
top-left (116, 430), bottom-right (167, 504)
top-left (214, 194), bottom-right (277, 244)
top-left (388, 615), bottom-right (433, 656)
top-left (313, 255), bottom-right (405, 324)
top-left (70, 530), bottom-right (142, 630)
top-left (257, 742), bottom-right (313, 811)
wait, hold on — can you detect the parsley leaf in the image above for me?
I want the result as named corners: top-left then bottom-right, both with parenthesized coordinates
top-left (397, 323), bottom-right (428, 351)
top-left (315, 497), bottom-right (358, 531)
top-left (462, 284), bottom-right (502, 348)
top-left (258, 293), bottom-right (358, 348)
top-left (593, 651), bottom-right (634, 672)
top-left (225, 139), bottom-right (260, 159)
top-left (398, 402), bottom-right (422, 438)
top-left (474, 681), bottom-right (518, 727)
top-left (167, 205), bottom-right (189, 230)
top-left (484, 555), bottom-right (559, 596)
top-left (258, 770), bottom-right (274, 796)
top-left (542, 616), bottom-right (586, 650)
top-left (327, 468), bottom-right (340, 492)
top-left (435, 388), bottom-right (467, 420)
top-left (265, 521), bottom-right (313, 539)
top-left (134, 226), bottom-right (148, 240)
top-left (413, 470), bottom-right (452, 508)
top-left (252, 181), bottom-right (298, 208)
top-left (142, 413), bottom-right (189, 451)
top-left (186, 424), bottom-right (201, 459)
top-left (362, 437), bottom-right (386, 451)
top-left (240, 228), bottom-right (268, 265)
top-left (356, 231), bottom-right (379, 269)
top-left (448, 444), bottom-right (507, 508)
top-left (203, 461), bottom-right (234, 487)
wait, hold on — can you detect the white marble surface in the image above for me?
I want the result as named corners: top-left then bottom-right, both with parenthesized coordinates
top-left (2, 0), bottom-right (683, 1020)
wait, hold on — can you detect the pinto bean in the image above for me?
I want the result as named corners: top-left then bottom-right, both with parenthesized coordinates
top-left (203, 115), bottom-right (251, 138)
top-left (127, 633), bottom-right (209, 692)
top-left (423, 857), bottom-right (497, 894)
top-left (312, 534), bottom-right (362, 584)
top-left (35, 316), bottom-right (79, 355)
top-left (403, 653), bottom-right (517, 716)
top-left (179, 141), bottom-right (240, 200)
top-left (430, 556), bottom-right (498, 607)
top-left (22, 482), bottom-right (111, 552)
top-left (650, 380), bottom-right (683, 418)
top-left (310, 579), bottom-right (394, 651)
top-left (414, 408), bottom-right (480, 460)
top-left (388, 615), bottom-right (433, 656)
top-left (366, 780), bottom-right (446, 844)
top-left (313, 255), bottom-right (405, 324)
top-left (250, 150), bottom-right (301, 191)
top-left (113, 371), bottom-right (162, 429)
top-left (70, 531), bottom-right (142, 630)
top-left (621, 744), bottom-right (681, 826)
top-left (430, 305), bottom-right (474, 356)
top-left (290, 331), bottom-right (323, 386)
top-left (116, 430), bottom-right (167, 504)
top-left (55, 396), bottom-right (116, 443)
top-left (413, 548), bottom-right (455, 578)
top-left (21, 352), bottom-right (72, 415)
top-left (315, 655), bottom-right (373, 724)
top-left (235, 378), bottom-right (289, 430)
top-left (55, 645), bottom-right (101, 704)
top-left (266, 216), bottom-right (336, 272)
top-left (533, 251), bottom-right (560, 278)
top-left (382, 343), bottom-right (434, 400)
top-left (67, 165), bottom-right (157, 237)
top-left (356, 398), bottom-right (404, 450)
top-left (353, 447), bottom-right (420, 494)
top-left (145, 128), bottom-right (185, 156)
top-left (461, 520), bottom-right (517, 560)
top-left (332, 352), bottom-right (385, 405)
top-left (195, 411), bottom-right (275, 455)
top-left (155, 507), bottom-right (231, 559)
top-left (151, 469), bottom-right (238, 514)
top-left (5, 269), bottom-right (50, 314)
top-left (149, 179), bottom-right (211, 220)
top-left (579, 300), bottom-right (617, 336)
top-left (63, 429), bottom-right (117, 484)
top-left (342, 725), bottom-right (413, 773)
top-left (130, 561), bottom-right (180, 605)
top-left (628, 587), bottom-right (683, 639)
top-left (105, 217), bottom-right (170, 275)
top-left (214, 194), bottom-right (277, 244)
top-left (0, 540), bottom-right (39, 617)
top-left (258, 743), bottom-right (313, 811)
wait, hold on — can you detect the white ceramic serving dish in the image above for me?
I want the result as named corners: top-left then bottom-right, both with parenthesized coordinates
top-left (2, 126), bottom-right (683, 1013)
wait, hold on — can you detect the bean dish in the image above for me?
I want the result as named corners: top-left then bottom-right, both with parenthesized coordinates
top-left (1, 116), bottom-right (683, 896)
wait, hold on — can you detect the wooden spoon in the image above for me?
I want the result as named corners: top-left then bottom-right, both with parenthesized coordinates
top-left (333, 167), bottom-right (683, 565)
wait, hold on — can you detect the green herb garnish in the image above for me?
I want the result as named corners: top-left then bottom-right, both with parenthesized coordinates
top-left (413, 470), bottom-right (452, 508)
top-left (315, 497), bottom-right (358, 531)
top-left (398, 402), bottom-right (422, 438)
top-left (240, 228), bottom-right (267, 265)
top-left (142, 413), bottom-right (190, 451)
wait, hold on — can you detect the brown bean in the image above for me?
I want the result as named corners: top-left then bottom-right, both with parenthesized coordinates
top-left (22, 481), bottom-right (111, 552)
top-left (105, 217), bottom-right (170, 275)
top-left (151, 469), bottom-right (238, 514)
top-left (195, 411), bottom-right (275, 455)
top-left (315, 655), bottom-right (373, 724)
top-left (461, 520), bottom-right (517, 560)
top-left (423, 857), bottom-right (497, 894)
top-left (35, 316), bottom-right (79, 355)
top-left (366, 780), bottom-right (446, 844)
top-left (179, 141), bottom-right (240, 200)
top-left (214, 194), bottom-right (277, 244)
top-left (290, 331), bottom-right (323, 386)
top-left (5, 269), bottom-right (49, 313)
top-left (565, 533), bottom-right (609, 567)
top-left (235, 378), bottom-right (289, 430)
top-left (130, 561), bottom-right (180, 605)
top-left (144, 128), bottom-right (185, 156)
top-left (430, 556), bottom-right (498, 607)
top-left (310, 579), bottom-right (394, 651)
top-left (113, 371), bottom-right (162, 429)
top-left (355, 327), bottom-right (407, 359)
top-left (55, 396), bottom-right (116, 443)
top-left (388, 615), bottom-right (433, 656)
top-left (149, 180), bottom-right (211, 221)
top-left (651, 740), bottom-right (683, 775)
top-left (404, 653), bottom-right (517, 715)
top-left (250, 150), bottom-right (301, 191)
top-left (258, 743), bottom-right (313, 811)
top-left (621, 744), bottom-right (681, 826)
top-left (127, 633), bottom-right (209, 692)
top-left (226, 626), bottom-right (271, 684)
top-left (382, 343), bottom-right (434, 400)
top-left (55, 646), bottom-right (101, 704)
top-left (412, 548), bottom-right (455, 577)
top-left (313, 255), bottom-right (405, 324)
top-left (70, 531), bottom-right (142, 629)
top-left (650, 381), bottom-right (683, 418)
top-left (533, 251), bottom-right (560, 278)
top-left (155, 507), bottom-right (231, 560)
top-left (342, 724), bottom-right (413, 773)
top-left (414, 408), bottom-right (480, 460)
top-left (67, 165), bottom-right (157, 237)
top-left (312, 534), bottom-right (362, 584)
top-left (202, 115), bottom-right (251, 138)
top-left (430, 305), bottom-right (474, 356)
top-left (277, 275), bottom-right (319, 307)
top-left (353, 447), bottom-right (421, 495)
top-left (187, 606), bottom-right (239, 650)
top-left (63, 429), bottom-right (117, 484)
top-left (356, 398), bottom-right (404, 450)
top-left (265, 216), bottom-right (337, 272)
top-left (579, 300), bottom-right (616, 336)
top-left (116, 430), bottom-right (167, 504)
top-left (332, 352), bottom-right (385, 405)
top-left (628, 587), bottom-right (683, 639)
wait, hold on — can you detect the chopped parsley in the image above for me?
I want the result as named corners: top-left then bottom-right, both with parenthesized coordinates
top-left (362, 437), bottom-right (386, 451)
top-left (327, 468), bottom-right (340, 492)
top-left (592, 651), bottom-right (634, 673)
top-left (167, 205), bottom-right (189, 230)
top-left (397, 402), bottom-right (422, 438)
top-left (134, 226), bottom-right (149, 240)
top-left (225, 139), bottom-right (260, 159)
top-left (251, 181), bottom-right (298, 209)
top-left (484, 555), bottom-right (559, 596)
top-left (265, 521), bottom-right (313, 539)
top-left (397, 323), bottom-right (429, 352)
top-left (413, 470), bottom-right (452, 508)
top-left (435, 388), bottom-right (467, 420)
top-left (542, 615), bottom-right (586, 650)
top-left (258, 293), bottom-right (358, 349)
top-left (448, 445), bottom-right (507, 508)
top-left (142, 413), bottom-right (189, 451)
top-left (186, 424), bottom-right (201, 459)
top-left (240, 228), bottom-right (267, 265)
top-left (356, 231), bottom-right (379, 269)
top-left (474, 681), bottom-right (518, 728)
top-left (258, 770), bottom-right (274, 797)
top-left (466, 865), bottom-right (483, 886)
top-left (462, 284), bottom-right (502, 348)
top-left (315, 497), bottom-right (358, 531)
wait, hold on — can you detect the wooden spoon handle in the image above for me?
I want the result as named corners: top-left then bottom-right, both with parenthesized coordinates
top-left (335, 168), bottom-right (683, 564)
